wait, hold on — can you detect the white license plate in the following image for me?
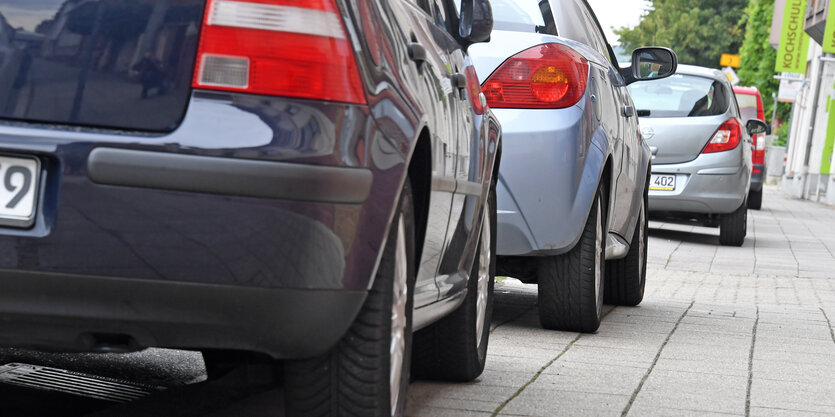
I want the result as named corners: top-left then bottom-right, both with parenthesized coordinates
top-left (0, 155), bottom-right (40, 227)
top-left (649, 174), bottom-right (676, 191)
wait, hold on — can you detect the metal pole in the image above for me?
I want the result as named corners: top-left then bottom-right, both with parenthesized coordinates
top-left (771, 92), bottom-right (778, 133)
top-left (801, 54), bottom-right (828, 199)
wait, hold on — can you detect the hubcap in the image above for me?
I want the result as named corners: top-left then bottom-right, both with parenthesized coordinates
top-left (594, 201), bottom-right (603, 311)
top-left (390, 217), bottom-right (408, 415)
top-left (475, 201), bottom-right (491, 349)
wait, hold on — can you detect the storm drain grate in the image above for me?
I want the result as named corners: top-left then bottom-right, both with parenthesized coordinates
top-left (0, 363), bottom-right (165, 403)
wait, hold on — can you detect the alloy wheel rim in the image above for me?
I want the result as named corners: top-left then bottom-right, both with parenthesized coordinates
top-left (594, 201), bottom-right (602, 310)
top-left (475, 201), bottom-right (491, 349)
top-left (390, 217), bottom-right (408, 415)
top-left (639, 203), bottom-right (645, 275)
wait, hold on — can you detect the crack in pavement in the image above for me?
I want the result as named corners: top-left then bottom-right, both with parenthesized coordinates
top-left (821, 307), bottom-right (835, 346)
top-left (490, 308), bottom-right (616, 416)
top-left (745, 306), bottom-right (760, 417)
top-left (620, 301), bottom-right (694, 417)
top-left (489, 333), bottom-right (581, 417)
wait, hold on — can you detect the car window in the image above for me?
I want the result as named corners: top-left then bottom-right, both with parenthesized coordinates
top-left (490, 0), bottom-right (558, 35)
top-left (577, 2), bottom-right (610, 60)
top-left (736, 93), bottom-right (759, 121)
top-left (552, 0), bottom-right (599, 48)
top-left (628, 74), bottom-right (732, 118)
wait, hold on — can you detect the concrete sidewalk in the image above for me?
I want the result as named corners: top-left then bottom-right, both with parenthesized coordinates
top-left (407, 187), bottom-right (835, 417)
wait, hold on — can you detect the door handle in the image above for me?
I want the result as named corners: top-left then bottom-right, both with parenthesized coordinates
top-left (649, 146), bottom-right (658, 160)
top-left (408, 43), bottom-right (426, 63)
top-left (621, 105), bottom-right (634, 118)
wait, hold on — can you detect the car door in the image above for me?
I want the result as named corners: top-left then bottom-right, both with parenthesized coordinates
top-left (394, 0), bottom-right (466, 307)
top-left (433, 0), bottom-right (485, 299)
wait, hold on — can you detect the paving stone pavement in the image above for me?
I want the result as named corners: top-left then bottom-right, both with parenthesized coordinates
top-left (406, 187), bottom-right (835, 417)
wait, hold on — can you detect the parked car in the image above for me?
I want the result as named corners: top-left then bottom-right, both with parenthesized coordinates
top-left (629, 65), bottom-right (768, 246)
top-left (469, 0), bottom-right (675, 333)
top-left (734, 86), bottom-right (768, 210)
top-left (0, 0), bottom-right (500, 415)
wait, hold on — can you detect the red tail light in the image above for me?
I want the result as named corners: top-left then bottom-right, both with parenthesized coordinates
top-left (193, 0), bottom-right (366, 104)
top-left (482, 43), bottom-right (588, 109)
top-left (702, 119), bottom-right (742, 154)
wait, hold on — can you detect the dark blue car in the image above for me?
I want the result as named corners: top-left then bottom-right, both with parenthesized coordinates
top-left (0, 0), bottom-right (500, 415)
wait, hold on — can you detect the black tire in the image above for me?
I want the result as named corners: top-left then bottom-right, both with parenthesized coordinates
top-left (537, 185), bottom-right (606, 333)
top-left (604, 193), bottom-right (647, 307)
top-left (284, 182), bottom-right (416, 417)
top-left (748, 188), bottom-right (763, 210)
top-left (412, 186), bottom-right (496, 382)
top-left (719, 202), bottom-right (747, 246)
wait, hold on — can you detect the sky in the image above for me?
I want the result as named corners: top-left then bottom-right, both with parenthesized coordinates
top-left (586, 0), bottom-right (652, 46)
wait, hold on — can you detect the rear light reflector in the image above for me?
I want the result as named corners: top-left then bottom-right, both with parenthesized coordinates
top-left (754, 133), bottom-right (766, 151)
top-left (464, 66), bottom-right (485, 115)
top-left (702, 119), bottom-right (742, 154)
top-left (753, 169), bottom-right (762, 173)
top-left (193, 0), bottom-right (366, 104)
top-left (482, 43), bottom-right (588, 109)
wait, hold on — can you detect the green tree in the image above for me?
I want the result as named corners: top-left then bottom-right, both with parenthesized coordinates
top-left (738, 0), bottom-right (789, 124)
top-left (615, 0), bottom-right (748, 68)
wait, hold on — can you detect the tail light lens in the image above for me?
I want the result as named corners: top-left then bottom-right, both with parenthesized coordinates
top-left (702, 119), bottom-right (742, 154)
top-left (482, 43), bottom-right (588, 109)
top-left (193, 0), bottom-right (366, 104)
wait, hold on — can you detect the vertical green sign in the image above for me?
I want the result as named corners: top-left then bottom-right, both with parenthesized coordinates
top-left (776, 0), bottom-right (810, 74)
top-left (824, 2), bottom-right (835, 53)
top-left (822, 95), bottom-right (835, 174)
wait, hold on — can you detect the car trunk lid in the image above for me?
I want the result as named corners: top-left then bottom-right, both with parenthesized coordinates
top-left (640, 115), bottom-right (729, 165)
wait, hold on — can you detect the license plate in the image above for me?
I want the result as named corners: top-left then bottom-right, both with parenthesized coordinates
top-left (0, 155), bottom-right (40, 228)
top-left (649, 174), bottom-right (676, 191)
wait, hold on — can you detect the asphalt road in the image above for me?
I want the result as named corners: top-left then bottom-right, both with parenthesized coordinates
top-left (1, 187), bottom-right (834, 416)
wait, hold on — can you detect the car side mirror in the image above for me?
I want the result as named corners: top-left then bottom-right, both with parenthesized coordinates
top-left (459, 0), bottom-right (493, 46)
top-left (622, 47), bottom-right (678, 85)
top-left (746, 119), bottom-right (768, 136)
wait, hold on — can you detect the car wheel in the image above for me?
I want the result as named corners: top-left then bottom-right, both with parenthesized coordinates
top-left (747, 188), bottom-right (762, 210)
top-left (537, 184), bottom-right (606, 333)
top-left (719, 202), bottom-right (747, 246)
top-left (604, 193), bottom-right (647, 307)
top-left (411, 185), bottom-right (496, 382)
top-left (284, 181), bottom-right (416, 417)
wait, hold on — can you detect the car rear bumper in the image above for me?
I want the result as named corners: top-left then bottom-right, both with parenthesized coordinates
top-left (0, 269), bottom-right (365, 358)
top-left (648, 150), bottom-right (750, 214)
top-left (493, 102), bottom-right (605, 256)
top-left (0, 92), bottom-right (408, 355)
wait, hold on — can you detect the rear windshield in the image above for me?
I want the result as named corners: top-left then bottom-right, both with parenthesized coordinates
top-left (0, 0), bottom-right (204, 132)
top-left (736, 93), bottom-right (759, 122)
top-left (490, 0), bottom-right (558, 35)
top-left (628, 74), bottom-right (731, 118)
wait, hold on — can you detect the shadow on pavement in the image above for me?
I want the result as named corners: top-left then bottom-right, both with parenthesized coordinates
top-left (648, 227), bottom-right (720, 246)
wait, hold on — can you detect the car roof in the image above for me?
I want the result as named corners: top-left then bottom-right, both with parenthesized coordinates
top-left (674, 64), bottom-right (726, 81)
top-left (733, 86), bottom-right (761, 96)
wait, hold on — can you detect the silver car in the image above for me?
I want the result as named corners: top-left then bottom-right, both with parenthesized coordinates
top-left (469, 0), bottom-right (675, 333)
top-left (628, 65), bottom-right (767, 246)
